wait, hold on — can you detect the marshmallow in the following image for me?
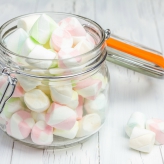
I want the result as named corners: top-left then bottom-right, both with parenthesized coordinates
top-left (125, 112), bottom-right (145, 137)
top-left (76, 113), bottom-right (101, 137)
top-left (54, 121), bottom-right (79, 139)
top-left (0, 76), bottom-right (24, 97)
top-left (45, 103), bottom-right (76, 130)
top-left (59, 17), bottom-right (86, 36)
top-left (129, 127), bottom-right (155, 153)
top-left (6, 28), bottom-right (28, 54)
top-left (73, 74), bottom-right (102, 100)
top-left (50, 82), bottom-right (78, 109)
top-left (31, 120), bottom-right (53, 145)
top-left (146, 119), bottom-right (164, 145)
top-left (6, 110), bottom-right (35, 139)
top-left (50, 28), bottom-right (73, 52)
top-left (24, 89), bottom-right (50, 113)
top-left (16, 75), bottom-right (41, 92)
top-left (58, 48), bottom-right (81, 68)
top-left (17, 15), bottom-right (40, 32)
top-left (19, 37), bottom-right (38, 56)
top-left (0, 97), bottom-right (26, 121)
top-left (75, 95), bottom-right (84, 120)
top-left (31, 111), bottom-right (46, 122)
top-left (84, 93), bottom-right (107, 119)
top-left (36, 85), bottom-right (50, 96)
top-left (26, 45), bottom-right (57, 69)
top-left (30, 14), bottom-right (58, 44)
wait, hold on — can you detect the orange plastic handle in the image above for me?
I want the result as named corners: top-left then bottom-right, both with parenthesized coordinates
top-left (106, 38), bottom-right (164, 68)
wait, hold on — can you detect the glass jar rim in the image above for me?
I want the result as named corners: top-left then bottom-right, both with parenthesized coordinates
top-left (0, 12), bottom-right (106, 61)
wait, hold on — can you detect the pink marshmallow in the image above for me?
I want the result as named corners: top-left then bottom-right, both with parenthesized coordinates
top-left (59, 17), bottom-right (86, 36)
top-left (6, 110), bottom-right (35, 140)
top-left (31, 121), bottom-right (53, 145)
top-left (75, 95), bottom-right (84, 120)
top-left (73, 77), bottom-right (102, 100)
top-left (0, 76), bottom-right (24, 97)
top-left (45, 103), bottom-right (76, 130)
top-left (146, 118), bottom-right (164, 145)
top-left (50, 28), bottom-right (73, 52)
top-left (58, 48), bottom-right (81, 68)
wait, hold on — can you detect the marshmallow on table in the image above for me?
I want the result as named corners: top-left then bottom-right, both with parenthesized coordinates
top-left (73, 73), bottom-right (102, 100)
top-left (50, 81), bottom-right (78, 109)
top-left (31, 111), bottom-right (46, 122)
top-left (31, 120), bottom-right (53, 145)
top-left (54, 121), bottom-right (79, 139)
top-left (129, 127), bottom-right (155, 153)
top-left (26, 45), bottom-right (57, 69)
top-left (0, 76), bottom-right (25, 97)
top-left (0, 97), bottom-right (26, 121)
top-left (16, 75), bottom-right (41, 92)
top-left (125, 112), bottom-right (145, 137)
top-left (84, 93), bottom-right (107, 119)
top-left (75, 95), bottom-right (84, 120)
top-left (6, 110), bottom-right (35, 140)
top-left (24, 89), bottom-right (50, 113)
top-left (46, 103), bottom-right (76, 130)
top-left (19, 37), bottom-right (38, 56)
top-left (6, 28), bottom-right (28, 54)
top-left (59, 17), bottom-right (86, 37)
top-left (17, 15), bottom-right (40, 32)
top-left (146, 119), bottom-right (164, 145)
top-left (30, 14), bottom-right (58, 44)
top-left (50, 28), bottom-right (73, 52)
top-left (58, 48), bottom-right (81, 68)
top-left (76, 113), bottom-right (101, 138)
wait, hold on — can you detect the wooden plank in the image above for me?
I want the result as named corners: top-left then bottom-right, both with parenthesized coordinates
top-left (0, 131), bottom-right (14, 164)
top-left (96, 0), bottom-right (164, 163)
top-left (11, 141), bottom-right (43, 164)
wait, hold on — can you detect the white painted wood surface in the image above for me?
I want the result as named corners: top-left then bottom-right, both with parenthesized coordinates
top-left (0, 0), bottom-right (164, 163)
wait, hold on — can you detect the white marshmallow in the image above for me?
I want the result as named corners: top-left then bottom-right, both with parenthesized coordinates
top-left (75, 95), bottom-right (84, 120)
top-left (30, 14), bottom-right (58, 44)
top-left (54, 121), bottom-right (79, 139)
top-left (59, 17), bottom-right (86, 37)
top-left (26, 45), bottom-right (57, 69)
top-left (31, 111), bottom-right (46, 122)
top-left (31, 120), bottom-right (53, 145)
top-left (6, 110), bottom-right (35, 140)
top-left (50, 82), bottom-right (78, 109)
top-left (24, 89), bottom-right (50, 113)
top-left (50, 27), bottom-right (73, 52)
top-left (129, 127), bottom-right (155, 153)
top-left (76, 113), bottom-right (101, 137)
top-left (16, 75), bottom-right (41, 92)
top-left (36, 85), bottom-right (50, 96)
top-left (146, 119), bottom-right (164, 145)
top-left (17, 15), bottom-right (40, 32)
top-left (19, 37), bottom-right (38, 56)
top-left (125, 112), bottom-right (145, 137)
top-left (0, 97), bottom-right (26, 121)
top-left (6, 28), bottom-right (28, 54)
top-left (84, 93), bottom-right (107, 119)
top-left (46, 103), bottom-right (76, 130)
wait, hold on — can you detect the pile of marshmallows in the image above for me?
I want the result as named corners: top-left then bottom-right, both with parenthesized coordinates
top-left (126, 112), bottom-right (164, 153)
top-left (0, 14), bottom-right (107, 145)
top-left (5, 14), bottom-right (95, 70)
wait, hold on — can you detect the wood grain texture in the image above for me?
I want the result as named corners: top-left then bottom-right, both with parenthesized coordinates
top-left (0, 0), bottom-right (163, 164)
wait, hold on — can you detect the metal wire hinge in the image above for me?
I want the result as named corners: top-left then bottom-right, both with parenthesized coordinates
top-left (0, 67), bottom-right (17, 113)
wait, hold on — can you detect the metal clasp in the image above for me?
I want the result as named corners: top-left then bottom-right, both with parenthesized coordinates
top-left (0, 67), bottom-right (17, 113)
top-left (105, 29), bottom-right (111, 39)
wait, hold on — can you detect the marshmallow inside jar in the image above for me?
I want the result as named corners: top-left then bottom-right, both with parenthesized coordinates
top-left (0, 12), bottom-right (110, 149)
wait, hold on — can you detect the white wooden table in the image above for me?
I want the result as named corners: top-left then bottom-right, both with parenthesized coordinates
top-left (0, 0), bottom-right (164, 163)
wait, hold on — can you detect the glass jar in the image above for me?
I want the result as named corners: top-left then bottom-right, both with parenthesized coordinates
top-left (0, 12), bottom-right (110, 149)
